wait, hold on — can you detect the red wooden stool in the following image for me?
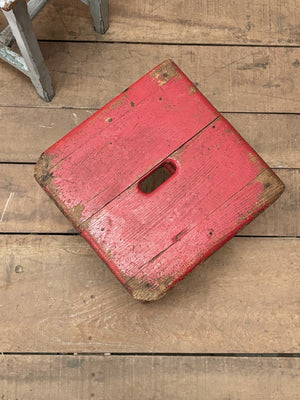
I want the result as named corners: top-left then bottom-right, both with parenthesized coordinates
top-left (35, 60), bottom-right (284, 301)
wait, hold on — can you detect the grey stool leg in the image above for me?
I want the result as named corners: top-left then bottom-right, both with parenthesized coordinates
top-left (89, 0), bottom-right (109, 34)
top-left (3, 0), bottom-right (54, 101)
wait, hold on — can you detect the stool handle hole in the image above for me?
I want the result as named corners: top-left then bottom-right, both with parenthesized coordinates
top-left (138, 161), bottom-right (176, 194)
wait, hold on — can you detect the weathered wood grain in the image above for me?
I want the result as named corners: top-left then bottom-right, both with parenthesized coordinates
top-left (0, 164), bottom-right (73, 233)
top-left (0, 355), bottom-right (299, 400)
top-left (0, 107), bottom-right (94, 162)
top-left (0, 43), bottom-right (299, 112)
top-left (0, 165), bottom-right (298, 235)
top-left (0, 235), bottom-right (298, 353)
top-left (0, 109), bottom-right (298, 167)
top-left (225, 113), bottom-right (300, 169)
top-left (1, 0), bottom-right (298, 46)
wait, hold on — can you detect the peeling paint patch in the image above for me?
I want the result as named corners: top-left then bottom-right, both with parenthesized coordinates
top-left (112, 98), bottom-right (124, 110)
top-left (70, 203), bottom-right (85, 225)
top-left (126, 274), bottom-right (174, 302)
top-left (150, 59), bottom-right (180, 86)
top-left (256, 168), bottom-right (285, 205)
top-left (34, 152), bottom-right (55, 188)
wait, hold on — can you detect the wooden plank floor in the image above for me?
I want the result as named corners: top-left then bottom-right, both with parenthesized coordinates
top-left (0, 1), bottom-right (299, 398)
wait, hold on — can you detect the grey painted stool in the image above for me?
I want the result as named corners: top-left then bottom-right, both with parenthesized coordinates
top-left (0, 0), bottom-right (109, 101)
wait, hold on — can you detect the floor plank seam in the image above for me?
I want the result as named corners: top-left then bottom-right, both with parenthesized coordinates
top-left (0, 163), bottom-right (298, 171)
top-left (0, 105), bottom-right (299, 116)
top-left (37, 39), bottom-right (300, 49)
top-left (0, 233), bottom-right (299, 238)
top-left (1, 352), bottom-right (300, 357)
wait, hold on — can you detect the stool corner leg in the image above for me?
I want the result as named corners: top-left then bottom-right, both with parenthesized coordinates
top-left (3, 0), bottom-right (55, 101)
top-left (34, 76), bottom-right (55, 102)
top-left (89, 0), bottom-right (109, 34)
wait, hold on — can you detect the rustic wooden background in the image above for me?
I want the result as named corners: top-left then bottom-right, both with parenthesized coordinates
top-left (0, 0), bottom-right (299, 398)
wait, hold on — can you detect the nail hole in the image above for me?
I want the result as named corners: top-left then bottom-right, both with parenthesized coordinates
top-left (15, 265), bottom-right (23, 273)
top-left (139, 161), bottom-right (176, 194)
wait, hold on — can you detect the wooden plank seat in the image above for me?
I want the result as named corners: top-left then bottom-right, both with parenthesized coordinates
top-left (34, 60), bottom-right (285, 301)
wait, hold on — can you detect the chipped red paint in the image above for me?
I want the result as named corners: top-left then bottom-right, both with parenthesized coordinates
top-left (37, 61), bottom-right (218, 223)
top-left (35, 59), bottom-right (284, 301)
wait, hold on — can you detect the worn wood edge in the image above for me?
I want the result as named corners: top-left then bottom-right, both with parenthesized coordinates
top-left (246, 167), bottom-right (285, 221)
top-left (34, 151), bottom-right (54, 188)
top-left (126, 275), bottom-right (170, 302)
top-left (34, 151), bottom-right (82, 233)
top-left (257, 168), bottom-right (285, 204)
top-left (149, 58), bottom-right (181, 86)
top-left (34, 151), bottom-right (64, 214)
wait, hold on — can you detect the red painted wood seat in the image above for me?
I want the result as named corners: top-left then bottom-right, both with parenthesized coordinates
top-left (35, 60), bottom-right (284, 301)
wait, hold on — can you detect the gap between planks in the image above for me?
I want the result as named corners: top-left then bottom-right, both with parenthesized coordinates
top-left (26, 39), bottom-right (300, 48)
top-left (1, 352), bottom-right (300, 357)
